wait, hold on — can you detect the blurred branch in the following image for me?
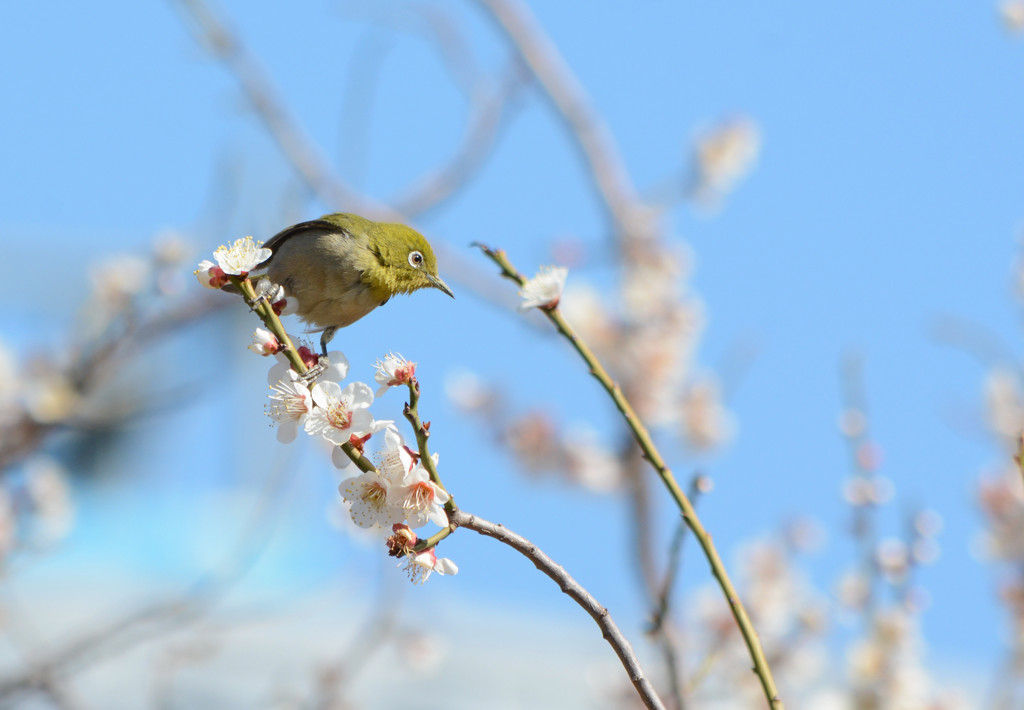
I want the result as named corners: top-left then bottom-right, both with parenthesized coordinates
top-left (312, 566), bottom-right (403, 710)
top-left (931, 314), bottom-right (1019, 369)
top-left (650, 475), bottom-right (708, 634)
top-left (0, 293), bottom-right (225, 474)
top-left (649, 475), bottom-right (702, 710)
top-left (622, 445), bottom-right (659, 596)
top-left (338, 3), bottom-right (528, 216)
top-left (452, 509), bottom-right (666, 710)
top-left (1016, 435), bottom-right (1024, 491)
top-left (473, 0), bottom-right (653, 242)
top-left (172, 0), bottom-right (536, 322)
top-left (170, 0), bottom-right (398, 220)
top-left (393, 58), bottom-right (528, 217)
top-left (0, 447), bottom-right (293, 706)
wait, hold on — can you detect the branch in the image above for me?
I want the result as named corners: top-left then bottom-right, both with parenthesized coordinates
top-left (0, 293), bottom-right (225, 474)
top-left (477, 244), bottom-right (784, 710)
top-left (0, 446), bottom-right (293, 704)
top-left (650, 475), bottom-right (709, 634)
top-left (473, 0), bottom-right (652, 241)
top-left (451, 510), bottom-right (666, 710)
top-left (170, 0), bottom-right (398, 220)
top-left (393, 59), bottom-right (527, 217)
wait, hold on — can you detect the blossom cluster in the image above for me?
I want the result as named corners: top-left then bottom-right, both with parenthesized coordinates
top-left (197, 238), bottom-right (458, 583)
top-left (263, 348), bottom-right (457, 582)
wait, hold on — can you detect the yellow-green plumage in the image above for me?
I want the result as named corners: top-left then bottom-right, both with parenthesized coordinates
top-left (259, 213), bottom-right (452, 354)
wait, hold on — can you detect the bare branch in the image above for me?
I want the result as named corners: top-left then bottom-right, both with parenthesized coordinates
top-left (451, 509), bottom-right (667, 710)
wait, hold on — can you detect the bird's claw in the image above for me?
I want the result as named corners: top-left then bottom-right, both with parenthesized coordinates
top-left (301, 354), bottom-right (329, 383)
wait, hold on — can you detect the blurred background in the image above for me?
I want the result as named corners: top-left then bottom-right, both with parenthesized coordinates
top-left (2, 1), bottom-right (1024, 707)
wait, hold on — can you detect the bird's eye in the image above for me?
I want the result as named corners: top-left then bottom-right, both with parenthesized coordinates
top-left (408, 250), bottom-right (424, 268)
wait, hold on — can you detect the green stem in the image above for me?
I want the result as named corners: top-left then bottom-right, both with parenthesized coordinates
top-left (476, 244), bottom-right (783, 710)
top-left (231, 278), bottom-right (453, 556)
top-left (403, 381), bottom-right (451, 498)
top-left (402, 379), bottom-right (458, 552)
top-left (231, 275), bottom-right (308, 376)
top-left (341, 441), bottom-right (376, 473)
top-left (231, 276), bottom-right (382, 478)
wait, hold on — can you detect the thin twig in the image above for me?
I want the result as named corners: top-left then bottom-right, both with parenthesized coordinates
top-left (477, 244), bottom-right (784, 710)
top-left (1016, 434), bottom-right (1024, 493)
top-left (839, 352), bottom-right (881, 617)
top-left (451, 510), bottom-right (666, 710)
top-left (403, 379), bottom-right (448, 494)
top-left (650, 475), bottom-right (706, 634)
top-left (648, 476), bottom-right (706, 709)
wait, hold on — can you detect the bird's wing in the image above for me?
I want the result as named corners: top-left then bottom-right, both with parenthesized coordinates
top-left (258, 218), bottom-right (347, 266)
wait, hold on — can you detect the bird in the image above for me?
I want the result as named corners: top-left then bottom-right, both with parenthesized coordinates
top-left (257, 213), bottom-right (453, 356)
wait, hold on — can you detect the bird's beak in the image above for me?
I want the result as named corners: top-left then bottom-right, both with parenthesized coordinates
top-left (429, 274), bottom-right (455, 298)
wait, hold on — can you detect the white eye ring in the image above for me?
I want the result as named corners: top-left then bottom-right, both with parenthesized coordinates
top-left (408, 250), bottom-right (424, 268)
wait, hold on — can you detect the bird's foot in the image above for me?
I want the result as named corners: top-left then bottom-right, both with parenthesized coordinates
top-left (301, 354), bottom-right (329, 383)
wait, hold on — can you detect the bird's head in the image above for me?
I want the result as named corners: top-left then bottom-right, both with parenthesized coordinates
top-left (364, 221), bottom-right (454, 300)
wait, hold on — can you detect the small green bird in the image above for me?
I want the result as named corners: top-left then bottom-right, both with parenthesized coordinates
top-left (258, 213), bottom-right (453, 356)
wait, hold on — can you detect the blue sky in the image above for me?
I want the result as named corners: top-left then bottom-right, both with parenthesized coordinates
top-left (2, 1), bottom-right (1024, 703)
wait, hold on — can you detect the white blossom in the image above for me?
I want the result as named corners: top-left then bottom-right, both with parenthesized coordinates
top-left (518, 266), bottom-right (568, 311)
top-left (373, 352), bottom-right (416, 397)
top-left (248, 328), bottom-right (280, 356)
top-left (403, 548), bottom-right (458, 584)
top-left (339, 469), bottom-right (403, 529)
top-left (305, 381), bottom-right (374, 445)
top-left (194, 259), bottom-right (227, 289)
top-left (213, 236), bottom-right (271, 276)
top-left (395, 464), bottom-right (450, 528)
top-left (266, 370), bottom-right (313, 444)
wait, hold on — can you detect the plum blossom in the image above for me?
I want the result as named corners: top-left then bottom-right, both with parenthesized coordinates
top-left (403, 548), bottom-right (458, 584)
top-left (305, 381), bottom-right (374, 445)
top-left (375, 425), bottom-right (417, 478)
top-left (338, 428), bottom-right (412, 528)
top-left (692, 116), bottom-right (760, 205)
top-left (24, 456), bottom-right (74, 544)
top-left (373, 352), bottom-right (416, 397)
top-left (331, 418), bottom-right (396, 470)
top-left (266, 370), bottom-right (313, 443)
top-left (248, 328), bottom-right (280, 356)
top-left (194, 259), bottom-right (229, 289)
top-left (395, 463), bottom-right (450, 528)
top-left (90, 254), bottom-right (150, 307)
top-left (519, 266), bottom-right (568, 311)
top-left (339, 468), bottom-right (403, 529)
top-left (213, 236), bottom-right (271, 276)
